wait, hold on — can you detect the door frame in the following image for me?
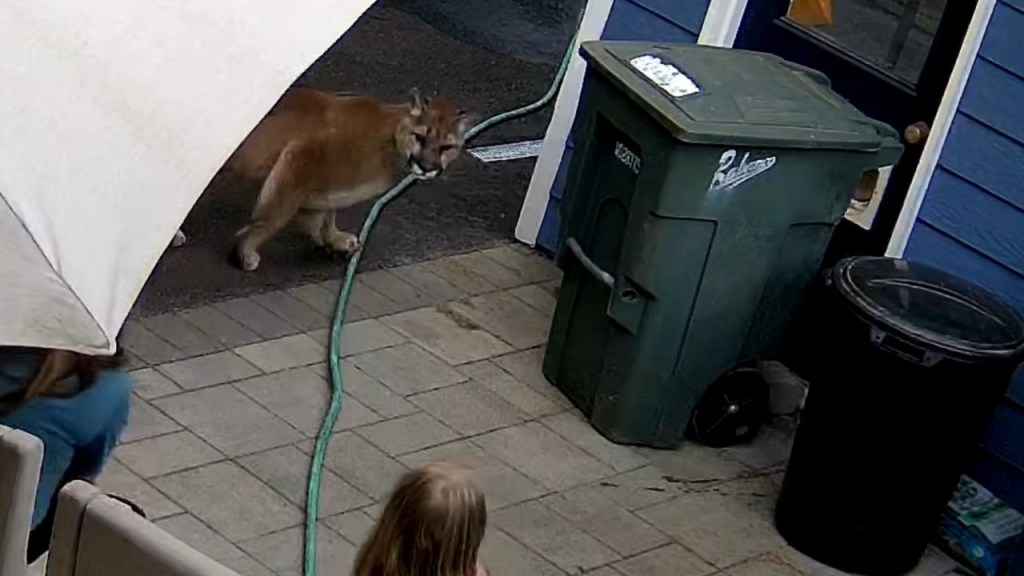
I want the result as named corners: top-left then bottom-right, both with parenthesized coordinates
top-left (515, 0), bottom-right (616, 246)
top-left (698, 0), bottom-right (997, 258)
top-left (514, 0), bottom-right (996, 251)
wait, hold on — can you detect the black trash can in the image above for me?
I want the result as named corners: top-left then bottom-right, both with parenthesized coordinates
top-left (776, 256), bottom-right (1024, 576)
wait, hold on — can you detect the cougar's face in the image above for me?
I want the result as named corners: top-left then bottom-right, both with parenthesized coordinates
top-left (398, 89), bottom-right (473, 180)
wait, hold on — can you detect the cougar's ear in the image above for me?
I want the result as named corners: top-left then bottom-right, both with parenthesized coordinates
top-left (456, 109), bottom-right (478, 136)
top-left (409, 88), bottom-right (425, 116)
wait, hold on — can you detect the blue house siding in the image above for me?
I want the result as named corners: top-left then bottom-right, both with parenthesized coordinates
top-left (535, 0), bottom-right (711, 251)
top-left (903, 0), bottom-right (1024, 511)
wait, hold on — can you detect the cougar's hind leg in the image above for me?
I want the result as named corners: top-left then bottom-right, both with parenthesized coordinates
top-left (234, 144), bottom-right (310, 272)
top-left (296, 209), bottom-right (328, 247)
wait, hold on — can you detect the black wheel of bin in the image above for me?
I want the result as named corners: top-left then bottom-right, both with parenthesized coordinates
top-left (686, 367), bottom-right (770, 448)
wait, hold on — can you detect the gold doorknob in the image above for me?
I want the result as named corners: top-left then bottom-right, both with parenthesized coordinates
top-left (904, 121), bottom-right (931, 145)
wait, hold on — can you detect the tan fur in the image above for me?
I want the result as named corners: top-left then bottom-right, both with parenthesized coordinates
top-left (0, 346), bottom-right (126, 415)
top-left (230, 87), bottom-right (472, 271)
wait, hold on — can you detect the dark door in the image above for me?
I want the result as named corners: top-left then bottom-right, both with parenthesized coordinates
top-left (734, 0), bottom-right (977, 262)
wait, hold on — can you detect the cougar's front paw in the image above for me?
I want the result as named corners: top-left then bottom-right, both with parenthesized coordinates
top-left (232, 246), bottom-right (261, 272)
top-left (326, 232), bottom-right (361, 255)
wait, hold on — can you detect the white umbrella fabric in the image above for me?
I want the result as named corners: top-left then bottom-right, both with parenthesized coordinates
top-left (0, 0), bottom-right (377, 354)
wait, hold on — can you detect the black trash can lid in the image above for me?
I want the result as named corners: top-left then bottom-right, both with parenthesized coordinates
top-left (833, 257), bottom-right (1024, 361)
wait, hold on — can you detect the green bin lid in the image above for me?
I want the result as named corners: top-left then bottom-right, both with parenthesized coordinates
top-left (581, 41), bottom-right (898, 151)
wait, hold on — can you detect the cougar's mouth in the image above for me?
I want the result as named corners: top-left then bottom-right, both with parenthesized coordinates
top-left (410, 160), bottom-right (440, 180)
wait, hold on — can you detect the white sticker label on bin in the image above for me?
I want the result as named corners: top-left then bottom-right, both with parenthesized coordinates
top-left (629, 55), bottom-right (700, 98)
top-left (709, 149), bottom-right (777, 193)
top-left (614, 142), bottom-right (642, 174)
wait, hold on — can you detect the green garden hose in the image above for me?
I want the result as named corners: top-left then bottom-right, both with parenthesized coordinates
top-left (303, 26), bottom-right (580, 576)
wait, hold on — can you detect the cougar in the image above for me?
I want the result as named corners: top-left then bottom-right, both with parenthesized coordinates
top-left (225, 87), bottom-right (472, 271)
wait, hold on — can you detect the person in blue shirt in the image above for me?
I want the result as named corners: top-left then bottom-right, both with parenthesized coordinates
top-left (0, 346), bottom-right (138, 562)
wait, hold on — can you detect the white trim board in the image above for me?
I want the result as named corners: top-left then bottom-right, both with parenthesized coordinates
top-left (886, 0), bottom-right (997, 257)
top-left (514, 0), bottom-right (615, 246)
top-left (698, 0), bottom-right (749, 47)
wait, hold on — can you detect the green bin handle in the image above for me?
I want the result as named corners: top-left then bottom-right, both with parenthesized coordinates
top-left (777, 59), bottom-right (833, 89)
top-left (566, 238), bottom-right (614, 288)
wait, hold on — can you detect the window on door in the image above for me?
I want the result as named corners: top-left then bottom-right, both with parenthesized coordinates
top-left (785, 0), bottom-right (947, 85)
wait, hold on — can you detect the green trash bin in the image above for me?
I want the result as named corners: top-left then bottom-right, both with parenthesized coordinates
top-left (542, 41), bottom-right (904, 449)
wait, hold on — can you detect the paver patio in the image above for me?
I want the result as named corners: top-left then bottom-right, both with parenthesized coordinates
top-left (107, 245), bottom-right (962, 576)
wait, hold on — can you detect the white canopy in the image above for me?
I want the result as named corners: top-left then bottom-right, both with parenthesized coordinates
top-left (0, 0), bottom-right (377, 355)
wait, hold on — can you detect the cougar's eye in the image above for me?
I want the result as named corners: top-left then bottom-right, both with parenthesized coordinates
top-left (439, 144), bottom-right (456, 153)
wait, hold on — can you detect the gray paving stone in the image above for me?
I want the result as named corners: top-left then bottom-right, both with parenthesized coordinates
top-left (592, 466), bottom-right (684, 511)
top-left (725, 555), bottom-right (804, 576)
top-left (307, 318), bottom-right (407, 358)
top-left (155, 514), bottom-right (273, 576)
top-left (410, 382), bottom-right (529, 435)
top-left (585, 568), bottom-right (624, 576)
top-left (153, 461), bottom-right (303, 542)
top-left (325, 510), bottom-right (376, 549)
top-left (336, 361), bottom-right (418, 419)
top-left (355, 412), bottom-right (458, 456)
top-left (252, 290), bottom-right (330, 331)
top-left (400, 440), bottom-right (546, 510)
top-left (773, 548), bottom-right (852, 576)
top-left (238, 445), bottom-right (372, 517)
top-left (129, 368), bottom-right (182, 400)
top-left (214, 298), bottom-right (298, 339)
top-left (122, 320), bottom-right (185, 364)
top-left (117, 431), bottom-right (223, 478)
top-left (235, 334), bottom-right (325, 373)
top-left (141, 313), bottom-right (223, 356)
top-left (479, 245), bottom-right (561, 285)
top-left (122, 350), bottom-right (146, 371)
top-left (476, 422), bottom-right (614, 491)
top-left (154, 385), bottom-right (303, 456)
top-left (493, 500), bottom-right (620, 572)
top-left (350, 278), bottom-right (404, 317)
top-left (239, 524), bottom-right (357, 576)
top-left (460, 361), bottom-right (563, 418)
top-left (351, 342), bottom-right (466, 396)
top-left (359, 269), bottom-right (436, 311)
top-left (391, 263), bottom-right (467, 302)
top-left (448, 291), bottom-right (551, 350)
top-left (479, 528), bottom-right (564, 576)
top-left (235, 366), bottom-right (381, 436)
top-left (636, 443), bottom-right (750, 484)
top-left (723, 427), bottom-right (793, 471)
top-left (306, 280), bottom-right (371, 322)
top-left (909, 546), bottom-right (959, 576)
top-left (383, 307), bottom-right (513, 365)
top-left (542, 412), bottom-right (647, 473)
top-left (323, 432), bottom-right (408, 500)
top-left (714, 473), bottom-right (785, 525)
top-left (541, 486), bottom-right (670, 556)
top-left (219, 555), bottom-right (275, 576)
top-left (421, 256), bottom-right (500, 295)
top-left (615, 545), bottom-right (717, 576)
top-left (178, 306), bottom-right (263, 348)
top-left (122, 395), bottom-right (181, 443)
top-left (97, 459), bottom-right (182, 519)
top-left (450, 251), bottom-right (525, 290)
top-left (541, 279), bottom-right (560, 297)
top-left (157, 351), bottom-right (261, 390)
top-left (493, 349), bottom-right (569, 406)
top-left (637, 491), bottom-right (783, 568)
top-left (287, 283), bottom-right (337, 315)
top-left (509, 284), bottom-right (558, 317)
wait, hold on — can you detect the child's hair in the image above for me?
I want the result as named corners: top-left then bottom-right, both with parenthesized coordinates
top-left (354, 462), bottom-right (487, 576)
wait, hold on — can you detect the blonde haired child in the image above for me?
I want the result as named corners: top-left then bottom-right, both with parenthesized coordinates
top-left (355, 463), bottom-right (489, 576)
